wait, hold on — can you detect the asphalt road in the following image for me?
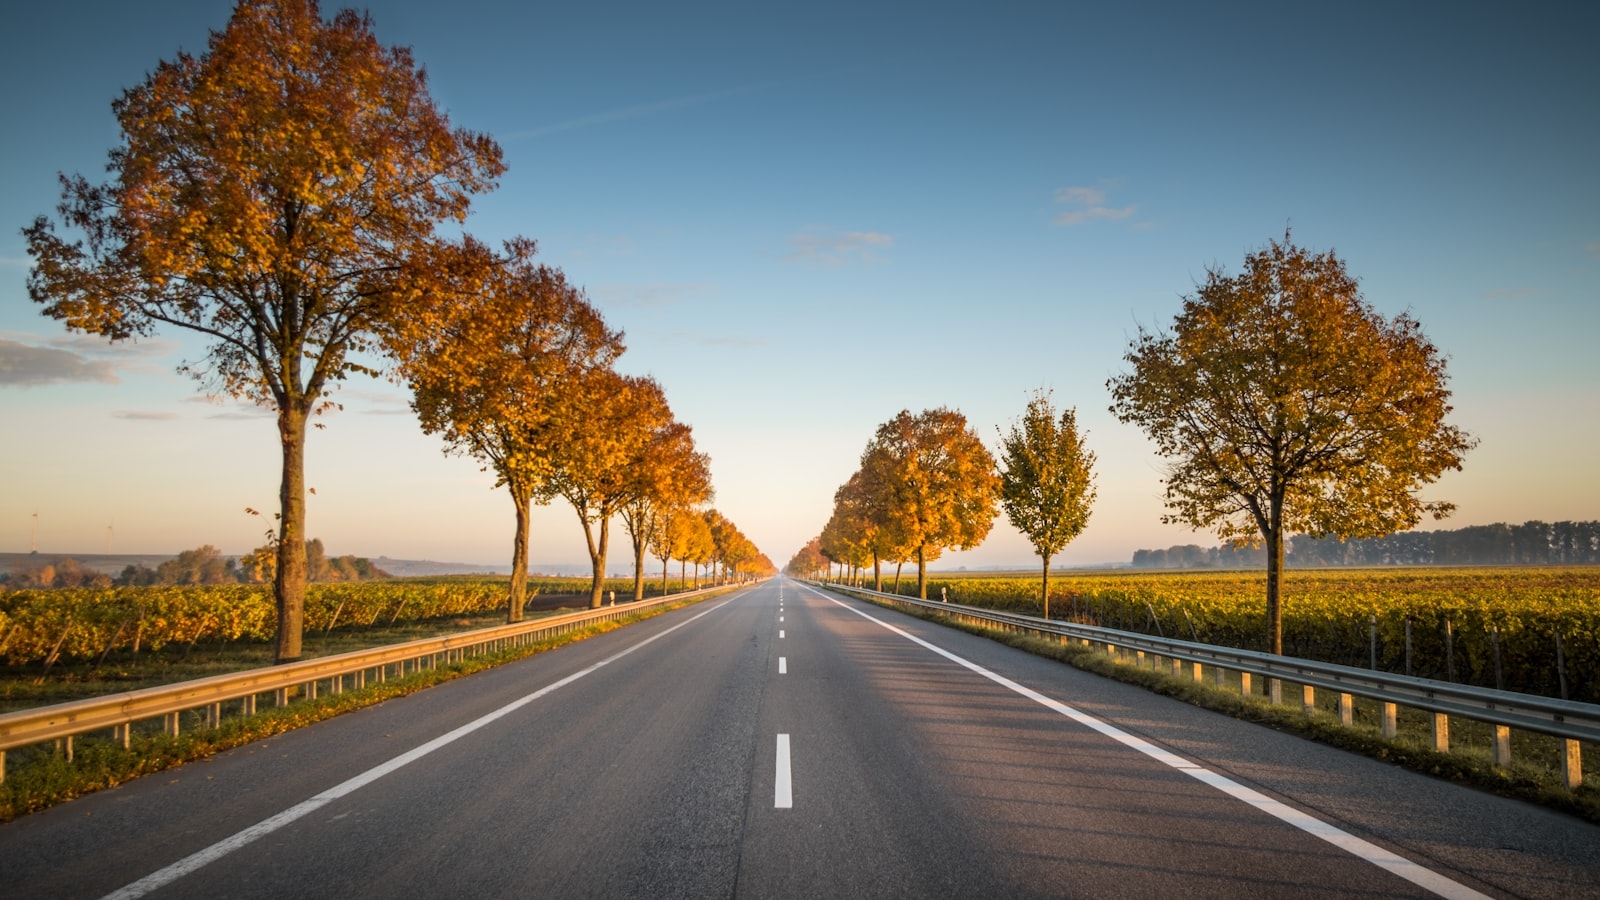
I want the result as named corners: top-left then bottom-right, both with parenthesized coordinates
top-left (2, 577), bottom-right (1596, 898)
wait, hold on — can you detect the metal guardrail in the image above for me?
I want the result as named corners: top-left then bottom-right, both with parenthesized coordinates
top-left (0, 583), bottom-right (741, 782)
top-left (813, 581), bottom-right (1596, 788)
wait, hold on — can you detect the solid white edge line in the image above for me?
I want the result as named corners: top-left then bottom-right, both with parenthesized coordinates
top-left (779, 657), bottom-right (787, 674)
top-left (805, 586), bottom-right (1489, 900)
top-left (775, 733), bottom-right (793, 808)
top-left (101, 597), bottom-right (741, 900)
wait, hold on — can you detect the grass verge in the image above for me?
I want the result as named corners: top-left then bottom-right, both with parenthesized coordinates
top-left (857, 592), bottom-right (1600, 826)
top-left (0, 591), bottom-right (726, 822)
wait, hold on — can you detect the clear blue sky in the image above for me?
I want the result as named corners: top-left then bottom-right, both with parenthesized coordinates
top-left (2, 1), bottom-right (1596, 572)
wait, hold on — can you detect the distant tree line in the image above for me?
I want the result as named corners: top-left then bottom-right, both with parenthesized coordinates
top-left (0, 540), bottom-right (388, 590)
top-left (1130, 520), bottom-right (1600, 569)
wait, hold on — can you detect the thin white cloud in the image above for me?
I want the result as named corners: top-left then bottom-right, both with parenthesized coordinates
top-left (1053, 184), bottom-right (1137, 225)
top-left (507, 84), bottom-right (766, 141)
top-left (0, 256), bottom-right (29, 269)
top-left (596, 283), bottom-right (716, 309)
top-left (113, 410), bottom-right (179, 421)
top-left (0, 338), bottom-right (119, 387)
top-left (786, 230), bottom-right (894, 266)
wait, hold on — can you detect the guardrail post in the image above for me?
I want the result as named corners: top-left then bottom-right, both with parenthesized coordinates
top-left (115, 723), bottom-right (131, 749)
top-left (1240, 672), bottom-right (1252, 697)
top-left (206, 703), bottom-right (220, 729)
top-left (0, 750), bottom-right (5, 785)
top-left (1432, 713), bottom-right (1450, 752)
top-left (164, 712), bottom-right (180, 737)
top-left (1493, 725), bottom-right (1512, 767)
top-left (64, 736), bottom-right (74, 762)
top-left (1302, 685), bottom-right (1316, 715)
top-left (275, 687), bottom-right (288, 707)
top-left (1269, 678), bottom-right (1282, 705)
top-left (1566, 740), bottom-right (1583, 790)
top-left (1170, 658), bottom-right (1181, 678)
top-left (1135, 650), bottom-right (1145, 668)
top-left (1213, 665), bottom-right (1226, 689)
top-left (242, 694), bottom-right (256, 716)
top-left (1191, 662), bottom-right (1204, 683)
top-left (1382, 702), bottom-right (1397, 738)
top-left (1338, 693), bottom-right (1353, 726)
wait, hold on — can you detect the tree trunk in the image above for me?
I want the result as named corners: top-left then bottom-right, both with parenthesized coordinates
top-left (1265, 521), bottom-right (1285, 655)
top-left (917, 545), bottom-right (928, 599)
top-left (1041, 554), bottom-right (1050, 621)
top-left (873, 556), bottom-right (882, 591)
top-left (894, 562), bottom-right (902, 594)
top-left (273, 404), bottom-right (309, 664)
top-left (633, 531), bottom-right (647, 601)
top-left (589, 516), bottom-right (610, 608)
top-left (507, 483), bottom-right (533, 623)
top-left (661, 554), bottom-right (670, 597)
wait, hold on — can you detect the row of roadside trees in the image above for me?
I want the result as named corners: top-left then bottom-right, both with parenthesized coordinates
top-left (788, 394), bottom-right (1097, 620)
top-left (790, 232), bottom-right (1476, 655)
top-left (21, 0), bottom-right (766, 662)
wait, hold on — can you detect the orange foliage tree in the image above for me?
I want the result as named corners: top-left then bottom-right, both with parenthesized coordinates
top-left (403, 238), bottom-right (622, 620)
top-left (859, 408), bottom-right (1000, 599)
top-left (621, 421), bottom-right (713, 600)
top-left (543, 371), bottom-right (675, 608)
top-left (22, 0), bottom-right (503, 662)
top-left (1109, 235), bottom-right (1475, 654)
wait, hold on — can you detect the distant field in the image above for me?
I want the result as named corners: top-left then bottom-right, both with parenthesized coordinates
top-left (861, 567), bottom-right (1600, 704)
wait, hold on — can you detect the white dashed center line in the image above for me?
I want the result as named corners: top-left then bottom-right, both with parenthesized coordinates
top-left (775, 734), bottom-right (793, 808)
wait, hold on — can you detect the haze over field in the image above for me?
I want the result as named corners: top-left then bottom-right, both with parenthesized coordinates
top-left (2, 1), bottom-right (1596, 569)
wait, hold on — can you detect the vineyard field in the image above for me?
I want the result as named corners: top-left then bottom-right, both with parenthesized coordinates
top-left (0, 576), bottom-right (703, 669)
top-left (862, 567), bottom-right (1600, 704)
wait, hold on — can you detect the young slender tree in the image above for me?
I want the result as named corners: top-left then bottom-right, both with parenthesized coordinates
top-left (1108, 234), bottom-right (1475, 654)
top-left (403, 239), bottom-right (622, 621)
top-left (998, 391), bottom-right (1097, 619)
top-left (22, 0), bottom-right (503, 662)
top-left (860, 408), bottom-right (1000, 599)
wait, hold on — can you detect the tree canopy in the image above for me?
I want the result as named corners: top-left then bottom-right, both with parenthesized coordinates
top-left (998, 391), bottom-right (1096, 618)
top-left (23, 0), bottom-right (502, 662)
top-left (1108, 234), bottom-right (1475, 653)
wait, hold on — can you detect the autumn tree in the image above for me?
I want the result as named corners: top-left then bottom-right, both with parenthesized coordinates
top-left (1108, 234), bottom-right (1475, 654)
top-left (543, 371), bottom-right (673, 608)
top-left (649, 503), bottom-right (703, 595)
top-left (818, 506), bottom-right (867, 586)
top-left (620, 421), bottom-right (713, 600)
top-left (785, 537), bottom-right (828, 579)
top-left (22, 0), bottom-right (503, 662)
top-left (681, 513), bottom-right (716, 588)
top-left (404, 239), bottom-right (622, 620)
top-left (998, 391), bottom-right (1097, 619)
top-left (860, 408), bottom-right (1000, 599)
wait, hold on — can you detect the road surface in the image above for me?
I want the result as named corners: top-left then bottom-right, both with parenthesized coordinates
top-left (2, 577), bottom-right (1596, 898)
